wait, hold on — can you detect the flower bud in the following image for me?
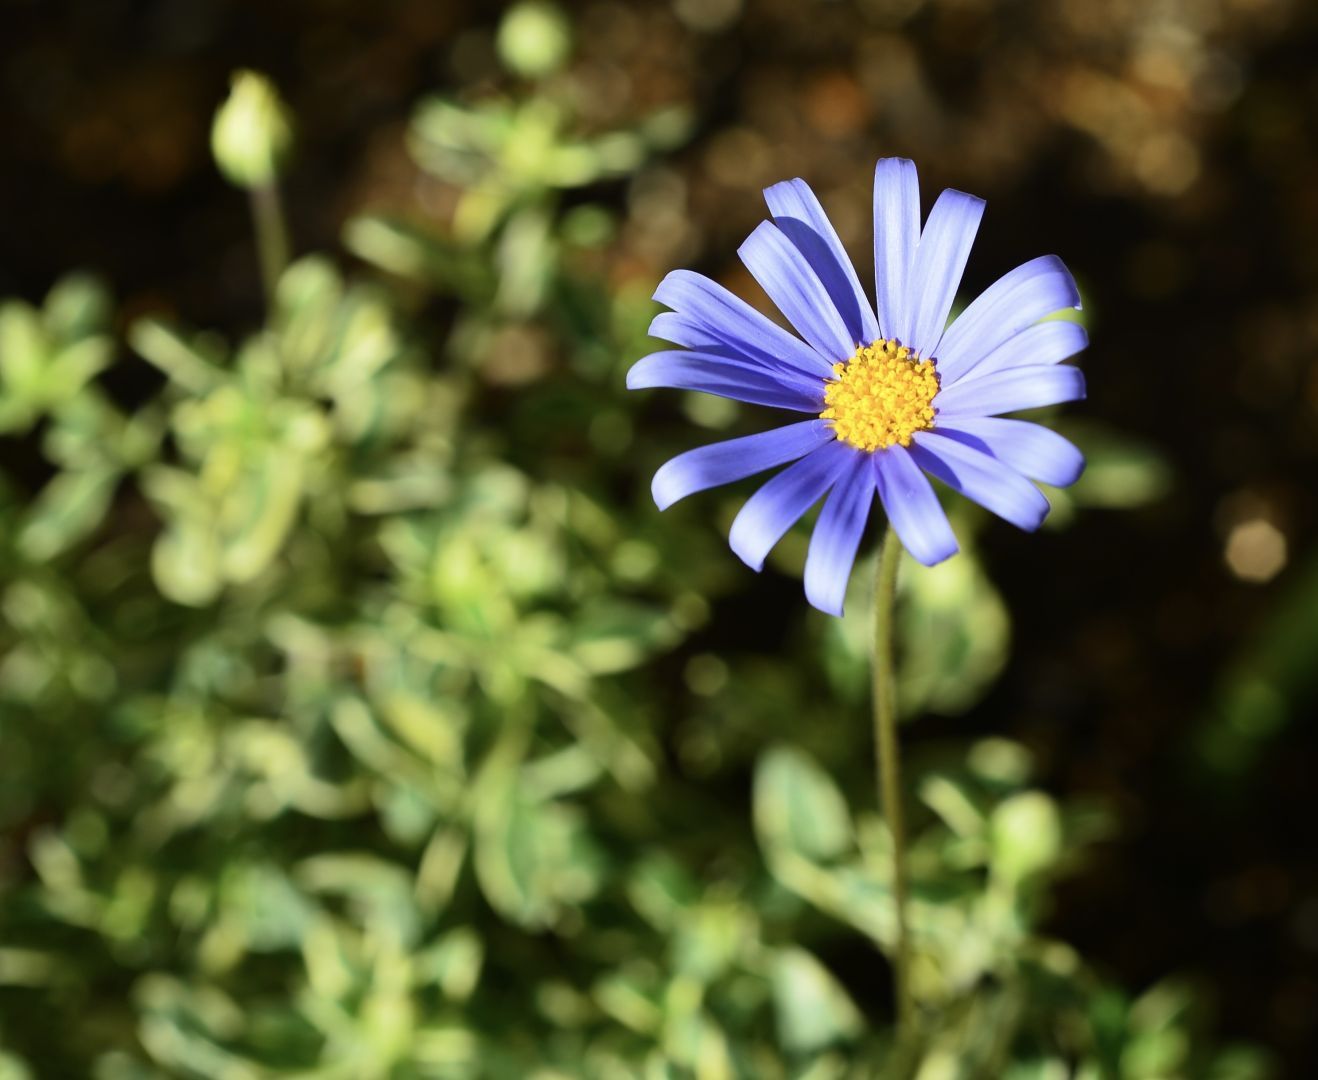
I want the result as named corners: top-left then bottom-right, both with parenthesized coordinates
top-left (496, 2), bottom-right (571, 79)
top-left (211, 70), bottom-right (293, 188)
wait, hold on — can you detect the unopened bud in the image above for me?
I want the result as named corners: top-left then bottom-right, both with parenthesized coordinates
top-left (211, 70), bottom-right (293, 188)
top-left (496, 2), bottom-right (572, 79)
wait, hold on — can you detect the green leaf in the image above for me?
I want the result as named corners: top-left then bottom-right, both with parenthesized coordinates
top-left (151, 519), bottom-right (223, 607)
top-left (771, 948), bottom-right (863, 1052)
top-left (273, 255), bottom-right (343, 377)
top-left (627, 853), bottom-right (700, 932)
top-left (143, 466), bottom-right (224, 605)
top-left (898, 549), bottom-right (1011, 716)
top-left (129, 317), bottom-right (226, 394)
top-left (44, 273), bottom-right (111, 341)
top-left (43, 336), bottom-right (112, 401)
top-left (414, 927), bottom-right (484, 1002)
top-left (754, 747), bottom-right (853, 862)
top-left (1060, 421), bottom-right (1172, 510)
top-left (0, 301), bottom-right (48, 403)
top-left (218, 862), bottom-right (315, 954)
top-left (991, 792), bottom-right (1063, 886)
top-left (474, 785), bottom-right (600, 929)
top-left (0, 1050), bottom-right (35, 1080)
top-left (672, 901), bottom-right (749, 984)
top-left (296, 854), bottom-right (422, 946)
top-left (219, 450), bottom-right (305, 584)
top-left (569, 599), bottom-right (679, 675)
top-left (16, 465), bottom-right (120, 561)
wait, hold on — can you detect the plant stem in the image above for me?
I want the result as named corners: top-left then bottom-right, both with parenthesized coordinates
top-left (873, 524), bottom-right (913, 1039)
top-left (249, 182), bottom-right (291, 309)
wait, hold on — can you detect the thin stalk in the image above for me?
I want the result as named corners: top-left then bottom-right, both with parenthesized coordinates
top-left (249, 182), bottom-right (291, 309)
top-left (873, 524), bottom-right (913, 1040)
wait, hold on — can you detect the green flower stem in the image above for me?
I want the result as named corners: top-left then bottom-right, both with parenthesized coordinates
top-left (873, 524), bottom-right (913, 1039)
top-left (250, 182), bottom-right (291, 309)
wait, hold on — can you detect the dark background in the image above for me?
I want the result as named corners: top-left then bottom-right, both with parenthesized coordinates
top-left (3, 0), bottom-right (1317, 1072)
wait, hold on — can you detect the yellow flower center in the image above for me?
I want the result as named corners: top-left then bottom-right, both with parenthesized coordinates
top-left (820, 338), bottom-right (940, 451)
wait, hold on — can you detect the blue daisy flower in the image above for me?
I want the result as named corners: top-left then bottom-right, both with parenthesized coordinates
top-left (628, 157), bottom-right (1087, 616)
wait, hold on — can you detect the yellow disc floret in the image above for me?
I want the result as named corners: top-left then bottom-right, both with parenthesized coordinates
top-left (820, 338), bottom-right (940, 451)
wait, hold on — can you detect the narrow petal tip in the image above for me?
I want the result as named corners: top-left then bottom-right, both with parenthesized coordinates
top-left (650, 465), bottom-right (682, 511)
top-left (941, 187), bottom-right (987, 213)
top-left (1056, 453), bottom-right (1086, 488)
top-left (762, 177), bottom-right (805, 205)
top-left (907, 537), bottom-right (959, 567)
top-left (1047, 256), bottom-right (1083, 310)
top-left (1020, 503), bottom-right (1049, 533)
top-left (646, 311), bottom-right (685, 346)
top-left (652, 268), bottom-right (698, 307)
top-left (805, 589), bottom-right (846, 618)
top-left (651, 270), bottom-right (677, 305)
top-left (727, 527), bottom-right (768, 572)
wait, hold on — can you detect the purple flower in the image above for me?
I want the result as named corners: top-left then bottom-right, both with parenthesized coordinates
top-left (629, 158), bottom-right (1087, 616)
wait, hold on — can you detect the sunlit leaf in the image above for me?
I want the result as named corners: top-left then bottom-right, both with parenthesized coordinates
top-left (771, 948), bottom-right (864, 1052)
top-left (754, 746), bottom-right (853, 862)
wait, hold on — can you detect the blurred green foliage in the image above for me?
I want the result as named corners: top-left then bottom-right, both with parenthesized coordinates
top-left (0, 13), bottom-right (1260, 1078)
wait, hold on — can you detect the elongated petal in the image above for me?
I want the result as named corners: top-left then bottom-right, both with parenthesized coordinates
top-left (873, 445), bottom-right (959, 565)
top-left (803, 452), bottom-right (876, 615)
top-left (628, 350), bottom-right (824, 411)
top-left (909, 431), bottom-right (1049, 531)
top-left (765, 178), bottom-right (880, 347)
top-left (729, 440), bottom-right (853, 571)
top-left (654, 269), bottom-right (832, 377)
top-left (934, 255), bottom-right (1082, 383)
top-left (651, 420), bottom-right (837, 510)
top-left (647, 310), bottom-right (797, 376)
top-left (873, 157), bottom-right (921, 344)
top-left (907, 189), bottom-right (985, 358)
top-left (647, 311), bottom-right (721, 349)
top-left (738, 221), bottom-right (857, 363)
top-left (932, 416), bottom-right (1085, 487)
top-left (940, 320), bottom-right (1087, 386)
top-left (933, 364), bottom-right (1086, 418)
top-left (648, 314), bottom-right (825, 407)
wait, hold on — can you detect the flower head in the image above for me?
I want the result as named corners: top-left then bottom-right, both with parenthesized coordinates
top-left (628, 158), bottom-right (1087, 616)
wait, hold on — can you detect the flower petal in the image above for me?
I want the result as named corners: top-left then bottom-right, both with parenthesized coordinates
top-left (873, 444), bottom-right (959, 566)
top-left (942, 319), bottom-right (1087, 389)
top-left (764, 178), bottom-right (880, 347)
top-left (909, 431), bottom-right (1049, 531)
top-left (934, 255), bottom-right (1082, 383)
top-left (628, 350), bottom-right (824, 411)
top-left (873, 157), bottom-right (921, 344)
top-left (653, 269), bottom-right (832, 377)
top-left (932, 416), bottom-right (1085, 487)
top-left (907, 189), bottom-right (985, 358)
top-left (729, 440), bottom-right (854, 571)
top-left (803, 451), bottom-right (876, 616)
top-left (651, 420), bottom-right (837, 511)
top-left (647, 311), bottom-right (786, 370)
top-left (933, 364), bottom-right (1086, 418)
top-left (647, 311), bottom-right (721, 350)
top-left (738, 221), bottom-right (857, 363)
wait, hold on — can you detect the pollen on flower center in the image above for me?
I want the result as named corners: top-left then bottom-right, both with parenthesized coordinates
top-left (820, 338), bottom-right (940, 451)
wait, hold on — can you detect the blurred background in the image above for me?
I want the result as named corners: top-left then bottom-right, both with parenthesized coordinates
top-left (1, 0), bottom-right (1316, 1076)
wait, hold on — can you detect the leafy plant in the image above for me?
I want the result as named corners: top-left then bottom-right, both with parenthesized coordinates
top-left (0, 15), bottom-right (1262, 1077)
